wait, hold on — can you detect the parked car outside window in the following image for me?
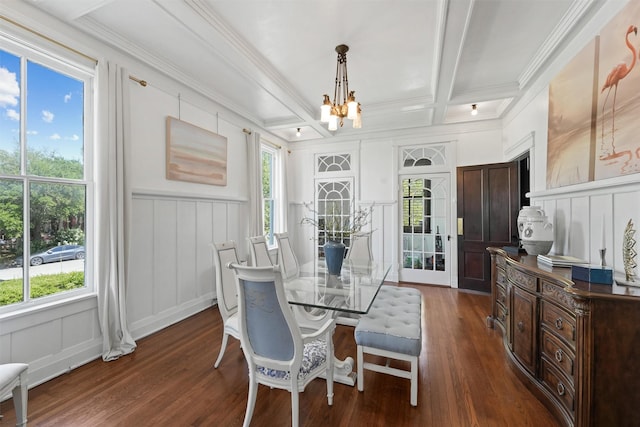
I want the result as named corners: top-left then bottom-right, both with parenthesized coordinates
top-left (16, 245), bottom-right (85, 266)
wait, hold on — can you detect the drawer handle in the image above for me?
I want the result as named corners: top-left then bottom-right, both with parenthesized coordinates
top-left (557, 382), bottom-right (565, 396)
top-left (517, 321), bottom-right (524, 332)
top-left (555, 317), bottom-right (563, 330)
top-left (555, 349), bottom-right (563, 363)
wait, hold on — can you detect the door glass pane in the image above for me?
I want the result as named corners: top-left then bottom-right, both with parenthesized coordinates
top-left (402, 177), bottom-right (447, 272)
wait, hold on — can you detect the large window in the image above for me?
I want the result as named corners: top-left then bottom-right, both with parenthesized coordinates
top-left (261, 143), bottom-right (280, 246)
top-left (0, 37), bottom-right (93, 310)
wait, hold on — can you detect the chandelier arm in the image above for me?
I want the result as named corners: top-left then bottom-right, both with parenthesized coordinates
top-left (342, 54), bottom-right (349, 102)
top-left (333, 55), bottom-right (341, 106)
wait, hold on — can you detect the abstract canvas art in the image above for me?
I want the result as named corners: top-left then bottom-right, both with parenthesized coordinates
top-left (166, 116), bottom-right (227, 186)
top-left (547, 1), bottom-right (640, 188)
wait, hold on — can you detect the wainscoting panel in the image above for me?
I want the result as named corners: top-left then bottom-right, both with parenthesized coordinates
top-left (531, 179), bottom-right (640, 274)
top-left (128, 191), bottom-right (248, 341)
top-left (128, 198), bottom-right (155, 322)
top-left (177, 201), bottom-right (198, 305)
top-left (196, 201), bottom-right (215, 297)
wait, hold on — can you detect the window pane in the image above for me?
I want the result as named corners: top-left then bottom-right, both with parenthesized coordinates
top-left (0, 49), bottom-right (21, 175)
top-left (262, 151), bottom-right (272, 198)
top-left (26, 60), bottom-right (84, 178)
top-left (29, 181), bottom-right (85, 299)
top-left (0, 178), bottom-right (24, 306)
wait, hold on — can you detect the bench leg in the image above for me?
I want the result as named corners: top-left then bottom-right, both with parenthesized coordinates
top-left (13, 371), bottom-right (28, 427)
top-left (356, 345), bottom-right (364, 392)
top-left (410, 356), bottom-right (418, 406)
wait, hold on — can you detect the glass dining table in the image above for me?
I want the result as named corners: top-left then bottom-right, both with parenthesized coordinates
top-left (281, 259), bottom-right (392, 385)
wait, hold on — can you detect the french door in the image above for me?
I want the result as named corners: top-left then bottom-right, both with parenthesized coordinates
top-left (399, 173), bottom-right (450, 286)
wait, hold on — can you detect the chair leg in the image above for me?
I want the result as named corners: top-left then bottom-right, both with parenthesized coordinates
top-left (13, 371), bottom-right (27, 427)
top-left (326, 333), bottom-right (334, 406)
top-left (356, 345), bottom-right (364, 392)
top-left (214, 332), bottom-right (229, 368)
top-left (290, 383), bottom-right (299, 427)
top-left (243, 370), bottom-right (258, 427)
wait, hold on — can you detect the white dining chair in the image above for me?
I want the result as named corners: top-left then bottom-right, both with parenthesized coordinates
top-left (248, 235), bottom-right (273, 266)
top-left (0, 363), bottom-right (28, 427)
top-left (228, 263), bottom-right (335, 427)
top-left (210, 241), bottom-right (241, 368)
top-left (273, 232), bottom-right (301, 280)
top-left (275, 232), bottom-right (337, 328)
top-left (346, 231), bottom-right (373, 263)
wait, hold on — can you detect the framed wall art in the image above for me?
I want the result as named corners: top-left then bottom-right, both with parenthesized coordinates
top-left (166, 116), bottom-right (227, 186)
top-left (547, 1), bottom-right (640, 188)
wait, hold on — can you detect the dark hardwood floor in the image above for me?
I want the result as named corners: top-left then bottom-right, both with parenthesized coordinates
top-left (0, 284), bottom-right (560, 427)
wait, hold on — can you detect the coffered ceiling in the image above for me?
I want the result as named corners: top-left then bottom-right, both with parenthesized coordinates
top-left (21, 0), bottom-right (605, 142)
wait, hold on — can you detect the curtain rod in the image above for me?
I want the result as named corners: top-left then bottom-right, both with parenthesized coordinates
top-left (1, 14), bottom-right (98, 65)
top-left (243, 128), bottom-right (289, 153)
top-left (129, 75), bottom-right (147, 87)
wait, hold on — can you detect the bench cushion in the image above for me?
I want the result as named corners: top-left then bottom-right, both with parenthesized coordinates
top-left (355, 285), bottom-right (422, 356)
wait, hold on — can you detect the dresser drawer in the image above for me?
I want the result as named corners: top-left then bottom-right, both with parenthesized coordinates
top-left (541, 358), bottom-right (575, 418)
top-left (541, 301), bottom-right (576, 347)
top-left (507, 264), bottom-right (537, 292)
top-left (541, 327), bottom-right (575, 382)
top-left (541, 280), bottom-right (575, 311)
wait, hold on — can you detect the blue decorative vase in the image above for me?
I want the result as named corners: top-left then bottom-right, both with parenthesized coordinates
top-left (324, 240), bottom-right (346, 276)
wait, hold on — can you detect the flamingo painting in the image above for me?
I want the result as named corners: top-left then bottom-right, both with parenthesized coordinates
top-left (600, 24), bottom-right (638, 157)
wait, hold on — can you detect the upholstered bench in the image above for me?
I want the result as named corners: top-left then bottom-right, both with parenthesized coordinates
top-left (354, 285), bottom-right (422, 406)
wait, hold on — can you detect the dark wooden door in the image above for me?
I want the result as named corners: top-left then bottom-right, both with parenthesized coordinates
top-left (456, 161), bottom-right (519, 292)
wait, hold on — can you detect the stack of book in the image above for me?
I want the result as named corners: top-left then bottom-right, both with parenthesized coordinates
top-left (537, 254), bottom-right (589, 267)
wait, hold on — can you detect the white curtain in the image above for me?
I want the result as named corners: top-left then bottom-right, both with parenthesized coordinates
top-left (96, 61), bottom-right (137, 361)
top-left (246, 131), bottom-right (262, 238)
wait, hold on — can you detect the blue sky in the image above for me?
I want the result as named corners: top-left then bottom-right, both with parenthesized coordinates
top-left (0, 48), bottom-right (84, 164)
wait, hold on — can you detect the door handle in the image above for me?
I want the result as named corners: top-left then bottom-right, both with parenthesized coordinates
top-left (457, 218), bottom-right (463, 235)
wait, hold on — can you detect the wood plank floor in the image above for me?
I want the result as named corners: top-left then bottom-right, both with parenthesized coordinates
top-left (0, 284), bottom-right (560, 427)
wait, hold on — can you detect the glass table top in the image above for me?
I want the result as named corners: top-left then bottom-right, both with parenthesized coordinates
top-left (282, 260), bottom-right (392, 314)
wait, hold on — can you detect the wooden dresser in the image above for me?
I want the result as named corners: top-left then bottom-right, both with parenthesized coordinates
top-left (487, 247), bottom-right (640, 427)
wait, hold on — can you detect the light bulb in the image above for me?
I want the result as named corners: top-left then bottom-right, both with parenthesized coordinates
top-left (320, 95), bottom-right (332, 123)
top-left (471, 104), bottom-right (478, 116)
top-left (353, 104), bottom-right (362, 129)
top-left (328, 115), bottom-right (338, 131)
top-left (296, 128), bottom-right (301, 137)
top-left (347, 91), bottom-right (358, 120)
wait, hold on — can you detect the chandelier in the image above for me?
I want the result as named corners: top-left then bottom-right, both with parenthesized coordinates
top-left (320, 44), bottom-right (362, 131)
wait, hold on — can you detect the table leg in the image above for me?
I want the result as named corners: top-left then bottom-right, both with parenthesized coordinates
top-left (333, 355), bottom-right (356, 386)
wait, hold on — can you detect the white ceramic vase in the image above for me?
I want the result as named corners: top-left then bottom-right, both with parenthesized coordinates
top-left (517, 206), bottom-right (546, 239)
top-left (518, 206), bottom-right (554, 255)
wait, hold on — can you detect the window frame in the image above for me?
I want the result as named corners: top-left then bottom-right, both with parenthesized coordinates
top-left (0, 31), bottom-right (95, 314)
top-left (260, 142), bottom-right (283, 248)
